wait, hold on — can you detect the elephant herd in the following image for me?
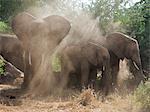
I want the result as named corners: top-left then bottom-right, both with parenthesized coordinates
top-left (0, 12), bottom-right (145, 96)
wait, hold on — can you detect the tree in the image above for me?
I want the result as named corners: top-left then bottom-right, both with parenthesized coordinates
top-left (87, 0), bottom-right (150, 71)
top-left (122, 0), bottom-right (150, 71)
top-left (86, 0), bottom-right (128, 35)
top-left (0, 0), bottom-right (45, 23)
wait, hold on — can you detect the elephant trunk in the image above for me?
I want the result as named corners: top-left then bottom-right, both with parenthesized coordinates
top-left (132, 55), bottom-right (145, 83)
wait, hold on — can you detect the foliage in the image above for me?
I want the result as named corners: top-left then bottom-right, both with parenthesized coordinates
top-left (52, 55), bottom-right (61, 72)
top-left (86, 0), bottom-right (150, 71)
top-left (86, 0), bottom-right (128, 35)
top-left (0, 0), bottom-right (47, 32)
top-left (121, 0), bottom-right (150, 71)
top-left (0, 59), bottom-right (5, 75)
top-left (133, 81), bottom-right (150, 110)
top-left (0, 21), bottom-right (11, 33)
top-left (0, 0), bottom-right (43, 23)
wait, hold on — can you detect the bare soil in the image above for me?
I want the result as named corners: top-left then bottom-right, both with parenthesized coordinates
top-left (0, 60), bottom-right (145, 112)
top-left (0, 84), bottom-right (141, 112)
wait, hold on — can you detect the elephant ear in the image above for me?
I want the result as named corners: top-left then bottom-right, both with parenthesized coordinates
top-left (11, 12), bottom-right (35, 40)
top-left (44, 15), bottom-right (71, 44)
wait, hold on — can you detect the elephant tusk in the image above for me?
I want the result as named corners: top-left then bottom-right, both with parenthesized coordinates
top-left (133, 61), bottom-right (140, 70)
top-left (103, 66), bottom-right (105, 71)
top-left (29, 52), bottom-right (32, 65)
top-left (23, 51), bottom-right (25, 59)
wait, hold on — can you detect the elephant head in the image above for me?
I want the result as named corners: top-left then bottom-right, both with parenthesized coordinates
top-left (11, 12), bottom-right (71, 90)
top-left (83, 42), bottom-right (109, 68)
top-left (106, 32), bottom-right (144, 82)
top-left (12, 12), bottom-right (71, 48)
top-left (126, 39), bottom-right (145, 82)
top-left (126, 40), bottom-right (142, 70)
top-left (83, 42), bottom-right (99, 66)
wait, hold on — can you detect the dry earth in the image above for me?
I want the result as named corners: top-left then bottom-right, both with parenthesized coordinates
top-left (0, 84), bottom-right (141, 112)
top-left (0, 60), bottom-right (147, 112)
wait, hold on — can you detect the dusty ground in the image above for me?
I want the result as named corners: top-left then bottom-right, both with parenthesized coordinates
top-left (0, 60), bottom-right (145, 112)
top-left (0, 84), bottom-right (142, 112)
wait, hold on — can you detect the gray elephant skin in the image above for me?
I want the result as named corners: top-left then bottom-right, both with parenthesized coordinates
top-left (105, 32), bottom-right (144, 87)
top-left (11, 12), bottom-right (71, 89)
top-left (0, 34), bottom-right (24, 72)
top-left (58, 41), bottom-right (111, 95)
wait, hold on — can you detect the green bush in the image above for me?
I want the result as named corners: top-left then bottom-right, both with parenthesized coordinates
top-left (0, 59), bottom-right (5, 75)
top-left (133, 81), bottom-right (150, 110)
top-left (52, 55), bottom-right (61, 72)
top-left (0, 21), bottom-right (11, 33)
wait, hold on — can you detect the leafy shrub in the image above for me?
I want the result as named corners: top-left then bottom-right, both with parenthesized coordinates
top-left (133, 81), bottom-right (150, 110)
top-left (0, 21), bottom-right (11, 33)
top-left (0, 59), bottom-right (5, 75)
top-left (52, 55), bottom-right (61, 72)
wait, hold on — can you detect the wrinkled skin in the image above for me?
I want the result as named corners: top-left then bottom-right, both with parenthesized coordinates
top-left (11, 12), bottom-right (71, 90)
top-left (104, 32), bottom-right (145, 87)
top-left (0, 34), bottom-right (24, 72)
top-left (59, 42), bottom-right (111, 95)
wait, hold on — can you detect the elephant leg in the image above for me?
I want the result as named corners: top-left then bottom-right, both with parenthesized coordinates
top-left (61, 72), bottom-right (69, 89)
top-left (99, 68), bottom-right (105, 90)
top-left (59, 60), bottom-right (71, 92)
top-left (21, 51), bottom-right (32, 90)
top-left (89, 68), bottom-right (97, 89)
top-left (111, 62), bottom-right (119, 87)
top-left (81, 61), bottom-right (89, 89)
top-left (102, 62), bottom-right (111, 96)
top-left (110, 54), bottom-right (119, 88)
top-left (67, 73), bottom-right (80, 88)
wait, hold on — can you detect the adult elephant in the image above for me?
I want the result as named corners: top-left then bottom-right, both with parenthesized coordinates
top-left (58, 41), bottom-right (111, 95)
top-left (11, 12), bottom-right (71, 90)
top-left (104, 32), bottom-right (145, 87)
top-left (0, 34), bottom-right (24, 72)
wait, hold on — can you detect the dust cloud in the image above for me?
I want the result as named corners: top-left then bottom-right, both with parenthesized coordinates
top-left (20, 0), bottom-right (128, 96)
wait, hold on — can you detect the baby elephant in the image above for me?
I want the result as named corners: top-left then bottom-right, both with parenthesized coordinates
top-left (59, 41), bottom-right (111, 95)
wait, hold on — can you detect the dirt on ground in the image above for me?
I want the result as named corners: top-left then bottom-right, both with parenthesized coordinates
top-left (0, 83), bottom-right (142, 112)
top-left (0, 60), bottom-right (145, 112)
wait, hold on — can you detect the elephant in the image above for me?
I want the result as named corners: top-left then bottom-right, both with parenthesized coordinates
top-left (0, 34), bottom-right (24, 72)
top-left (103, 32), bottom-right (145, 87)
top-left (11, 12), bottom-right (71, 90)
top-left (58, 41), bottom-right (111, 95)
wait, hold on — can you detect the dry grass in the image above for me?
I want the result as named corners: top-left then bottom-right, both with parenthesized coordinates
top-left (0, 85), bottom-right (144, 112)
top-left (0, 59), bottom-right (148, 112)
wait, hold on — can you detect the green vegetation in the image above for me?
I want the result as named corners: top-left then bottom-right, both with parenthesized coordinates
top-left (0, 21), bottom-right (11, 33)
top-left (87, 0), bottom-right (126, 35)
top-left (0, 59), bottom-right (5, 75)
top-left (133, 81), bottom-right (150, 110)
top-left (124, 0), bottom-right (150, 71)
top-left (86, 0), bottom-right (150, 71)
top-left (0, 0), bottom-right (44, 22)
top-left (52, 55), bottom-right (62, 72)
top-left (0, 0), bottom-right (45, 33)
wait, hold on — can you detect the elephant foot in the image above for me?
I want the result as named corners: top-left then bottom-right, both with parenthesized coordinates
top-left (21, 82), bottom-right (30, 92)
top-left (98, 89), bottom-right (109, 102)
top-left (108, 82), bottom-right (119, 92)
